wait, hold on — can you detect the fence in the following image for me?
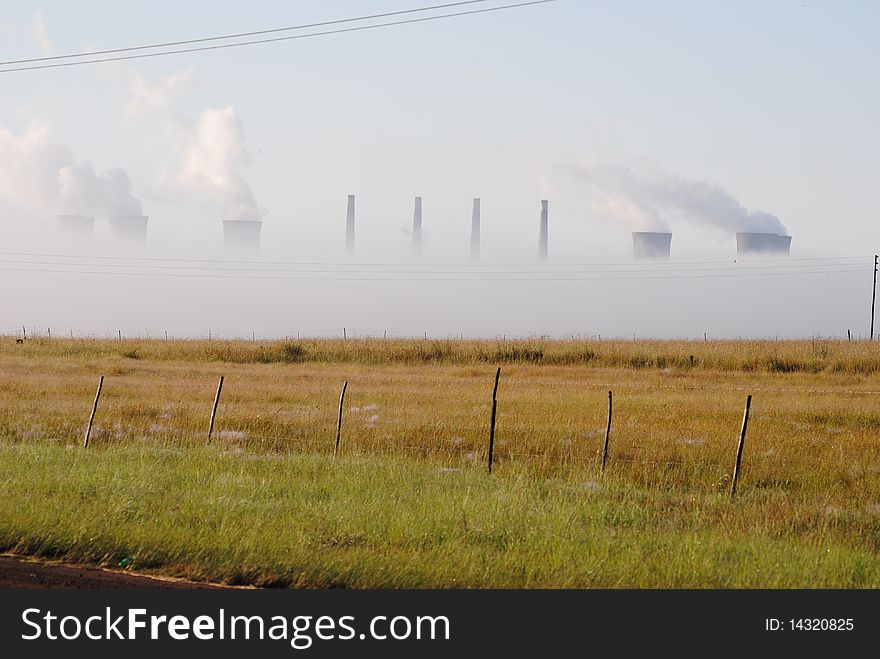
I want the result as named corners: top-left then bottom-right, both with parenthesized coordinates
top-left (58, 367), bottom-right (842, 500)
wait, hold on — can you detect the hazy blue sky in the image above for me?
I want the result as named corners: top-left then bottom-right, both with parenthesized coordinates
top-left (0, 1), bottom-right (878, 338)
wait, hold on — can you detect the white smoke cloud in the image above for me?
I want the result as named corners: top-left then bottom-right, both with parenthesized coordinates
top-left (574, 161), bottom-right (786, 235)
top-left (126, 68), bottom-right (199, 118)
top-left (58, 163), bottom-right (143, 216)
top-left (129, 71), bottom-right (265, 222)
top-left (32, 8), bottom-right (53, 57)
top-left (0, 122), bottom-right (143, 217)
top-left (175, 106), bottom-right (266, 221)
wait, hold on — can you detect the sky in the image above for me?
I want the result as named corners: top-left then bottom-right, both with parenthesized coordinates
top-left (0, 0), bottom-right (878, 339)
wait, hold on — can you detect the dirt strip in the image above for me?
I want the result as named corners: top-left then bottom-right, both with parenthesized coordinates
top-left (0, 555), bottom-right (230, 589)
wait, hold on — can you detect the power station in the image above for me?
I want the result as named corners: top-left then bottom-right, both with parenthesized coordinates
top-left (49, 196), bottom-right (793, 259)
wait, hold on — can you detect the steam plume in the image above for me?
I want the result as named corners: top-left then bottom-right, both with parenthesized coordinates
top-left (0, 123), bottom-right (142, 216)
top-left (577, 162), bottom-right (786, 235)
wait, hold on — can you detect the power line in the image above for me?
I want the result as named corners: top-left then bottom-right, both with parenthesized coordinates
top-left (0, 251), bottom-right (870, 268)
top-left (0, 1), bottom-right (493, 66)
top-left (0, 0), bottom-right (558, 74)
top-left (0, 257), bottom-right (869, 276)
top-left (0, 264), bottom-right (865, 282)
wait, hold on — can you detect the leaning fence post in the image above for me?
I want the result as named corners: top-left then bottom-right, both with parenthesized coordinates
top-left (207, 376), bottom-right (224, 444)
top-left (730, 394), bottom-right (752, 498)
top-left (83, 375), bottom-right (104, 448)
top-left (488, 367), bottom-right (501, 473)
top-left (335, 381), bottom-right (348, 456)
top-left (601, 390), bottom-right (613, 475)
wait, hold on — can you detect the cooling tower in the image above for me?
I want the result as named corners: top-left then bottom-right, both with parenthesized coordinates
top-left (471, 198), bottom-right (481, 260)
top-left (108, 215), bottom-right (148, 243)
top-left (55, 214), bottom-right (94, 237)
top-left (538, 200), bottom-right (549, 261)
top-left (345, 195), bottom-right (356, 253)
top-left (413, 196), bottom-right (423, 253)
top-left (735, 233), bottom-right (792, 256)
top-left (223, 220), bottom-right (262, 250)
top-left (632, 232), bottom-right (672, 260)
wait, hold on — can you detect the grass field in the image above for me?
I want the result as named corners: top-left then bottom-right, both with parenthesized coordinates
top-left (1, 337), bottom-right (879, 587)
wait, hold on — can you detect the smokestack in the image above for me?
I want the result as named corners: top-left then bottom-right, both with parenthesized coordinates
top-left (108, 215), bottom-right (149, 243)
top-left (412, 196), bottom-right (423, 253)
top-left (538, 200), bottom-right (549, 261)
top-left (471, 198), bottom-right (481, 260)
top-left (632, 232), bottom-right (672, 260)
top-left (55, 214), bottom-right (94, 238)
top-left (346, 195), bottom-right (356, 253)
top-left (735, 232), bottom-right (792, 256)
top-left (223, 220), bottom-right (262, 251)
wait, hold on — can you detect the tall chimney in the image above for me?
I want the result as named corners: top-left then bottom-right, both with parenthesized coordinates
top-left (412, 196), bottom-right (423, 253)
top-left (538, 200), bottom-right (549, 261)
top-left (470, 198), bottom-right (481, 260)
top-left (345, 194), bottom-right (356, 253)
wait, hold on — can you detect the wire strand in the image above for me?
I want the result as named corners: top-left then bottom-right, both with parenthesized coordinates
top-left (0, 1), bottom-right (494, 66)
top-left (0, 1), bottom-right (558, 73)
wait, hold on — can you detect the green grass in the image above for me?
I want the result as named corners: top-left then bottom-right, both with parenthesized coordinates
top-left (2, 443), bottom-right (879, 588)
top-left (1, 337), bottom-right (880, 587)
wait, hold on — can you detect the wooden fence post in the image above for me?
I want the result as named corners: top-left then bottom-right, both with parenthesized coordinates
top-left (730, 395), bottom-right (752, 498)
top-left (207, 376), bottom-right (224, 444)
top-left (335, 381), bottom-right (348, 456)
top-left (488, 367), bottom-right (501, 473)
top-left (83, 375), bottom-right (104, 448)
top-left (601, 390), bottom-right (613, 475)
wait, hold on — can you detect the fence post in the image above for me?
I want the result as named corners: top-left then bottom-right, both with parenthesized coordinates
top-left (207, 376), bottom-right (224, 444)
top-left (83, 375), bottom-right (104, 448)
top-left (601, 390), bottom-right (613, 475)
top-left (730, 395), bottom-right (752, 498)
top-left (488, 367), bottom-right (501, 473)
top-left (335, 381), bottom-right (348, 456)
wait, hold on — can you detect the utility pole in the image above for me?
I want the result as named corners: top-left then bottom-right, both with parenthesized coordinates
top-left (872, 255), bottom-right (878, 340)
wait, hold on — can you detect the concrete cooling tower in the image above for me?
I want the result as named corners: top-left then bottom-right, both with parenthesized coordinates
top-left (108, 215), bottom-right (149, 243)
top-left (632, 232), bottom-right (672, 260)
top-left (55, 214), bottom-right (95, 238)
top-left (735, 233), bottom-right (791, 256)
top-left (223, 220), bottom-right (262, 251)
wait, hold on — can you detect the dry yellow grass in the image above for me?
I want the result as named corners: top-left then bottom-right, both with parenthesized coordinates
top-left (1, 337), bottom-right (879, 587)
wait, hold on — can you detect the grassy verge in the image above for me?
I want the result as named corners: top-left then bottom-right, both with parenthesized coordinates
top-left (1, 443), bottom-right (879, 588)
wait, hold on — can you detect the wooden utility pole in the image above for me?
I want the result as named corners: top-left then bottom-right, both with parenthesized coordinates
top-left (335, 381), bottom-right (348, 456)
top-left (872, 255), bottom-right (878, 340)
top-left (207, 376), bottom-right (224, 444)
top-left (730, 395), bottom-right (752, 498)
top-left (601, 390), bottom-right (613, 475)
top-left (488, 368), bottom-right (501, 473)
top-left (83, 376), bottom-right (104, 448)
